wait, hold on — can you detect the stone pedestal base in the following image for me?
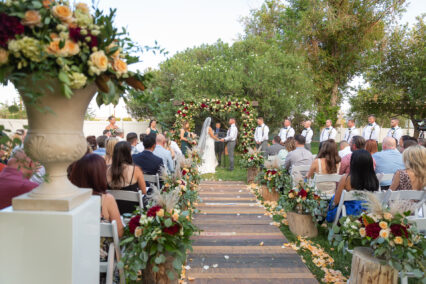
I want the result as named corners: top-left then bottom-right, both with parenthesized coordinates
top-left (12, 188), bottom-right (92, 211)
top-left (0, 196), bottom-right (100, 284)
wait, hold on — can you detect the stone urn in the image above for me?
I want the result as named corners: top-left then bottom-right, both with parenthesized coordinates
top-left (349, 247), bottom-right (398, 284)
top-left (12, 78), bottom-right (98, 211)
top-left (247, 166), bottom-right (259, 184)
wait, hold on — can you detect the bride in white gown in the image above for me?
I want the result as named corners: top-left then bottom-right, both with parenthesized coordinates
top-left (198, 117), bottom-right (219, 174)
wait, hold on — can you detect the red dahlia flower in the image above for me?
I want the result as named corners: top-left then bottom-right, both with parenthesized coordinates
top-left (69, 27), bottom-right (98, 48)
top-left (227, 102), bottom-right (231, 106)
top-left (182, 169), bottom-right (188, 176)
top-left (250, 156), bottom-right (254, 160)
top-left (163, 223), bottom-right (180, 235)
top-left (147, 205), bottom-right (162, 217)
top-left (0, 13), bottom-right (24, 47)
top-left (184, 106), bottom-right (188, 110)
top-left (201, 103), bottom-right (207, 108)
top-left (390, 224), bottom-right (409, 238)
top-left (365, 223), bottom-right (381, 239)
top-left (128, 215), bottom-right (141, 234)
top-left (298, 188), bottom-right (308, 198)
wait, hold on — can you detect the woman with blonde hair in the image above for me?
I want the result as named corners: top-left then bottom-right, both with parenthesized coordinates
top-left (390, 145), bottom-right (426, 190)
top-left (104, 137), bottom-right (118, 167)
top-left (277, 137), bottom-right (296, 166)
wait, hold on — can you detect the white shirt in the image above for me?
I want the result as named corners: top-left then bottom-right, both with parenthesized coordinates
top-left (224, 124), bottom-right (238, 142)
top-left (344, 127), bottom-right (360, 143)
top-left (387, 126), bottom-right (402, 143)
top-left (338, 146), bottom-right (352, 158)
top-left (170, 140), bottom-right (182, 158)
top-left (254, 124), bottom-right (269, 143)
top-left (320, 127), bottom-right (336, 142)
top-left (301, 127), bottom-right (313, 144)
top-left (363, 122), bottom-right (380, 141)
top-left (135, 142), bottom-right (144, 153)
top-left (278, 127), bottom-right (295, 143)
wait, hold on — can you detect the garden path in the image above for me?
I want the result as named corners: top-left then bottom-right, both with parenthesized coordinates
top-left (186, 181), bottom-right (317, 283)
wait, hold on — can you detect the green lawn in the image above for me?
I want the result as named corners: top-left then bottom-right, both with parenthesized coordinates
top-left (201, 154), bottom-right (247, 181)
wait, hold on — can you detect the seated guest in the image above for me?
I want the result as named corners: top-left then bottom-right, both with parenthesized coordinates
top-left (153, 134), bottom-right (174, 173)
top-left (373, 137), bottom-right (405, 190)
top-left (103, 129), bottom-right (111, 138)
top-left (307, 139), bottom-right (341, 194)
top-left (326, 149), bottom-right (379, 222)
top-left (167, 130), bottom-right (183, 160)
top-left (400, 139), bottom-right (418, 152)
top-left (278, 137), bottom-right (296, 166)
top-left (93, 135), bottom-right (107, 156)
top-left (126, 132), bottom-right (140, 155)
top-left (107, 141), bottom-right (146, 213)
top-left (68, 153), bottom-right (124, 265)
top-left (164, 136), bottom-right (176, 160)
top-left (266, 136), bottom-right (285, 158)
top-left (86, 135), bottom-right (97, 151)
top-left (365, 139), bottom-right (378, 155)
top-left (104, 137), bottom-right (118, 167)
top-left (398, 135), bottom-right (417, 153)
top-left (135, 133), bottom-right (146, 153)
top-left (339, 136), bottom-right (376, 174)
top-left (418, 138), bottom-right (426, 148)
top-left (284, 135), bottom-right (313, 171)
top-left (132, 134), bottom-right (164, 176)
top-left (115, 128), bottom-right (125, 141)
top-left (338, 141), bottom-right (351, 158)
top-left (390, 145), bottom-right (425, 191)
top-left (0, 150), bottom-right (38, 209)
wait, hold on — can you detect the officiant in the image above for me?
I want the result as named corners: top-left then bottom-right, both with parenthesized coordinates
top-left (214, 122), bottom-right (226, 166)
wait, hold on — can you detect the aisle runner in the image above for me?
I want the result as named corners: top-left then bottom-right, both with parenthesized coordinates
top-left (186, 181), bottom-right (317, 283)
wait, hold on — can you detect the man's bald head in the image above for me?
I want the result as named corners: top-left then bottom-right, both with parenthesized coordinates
top-left (382, 136), bottom-right (396, 150)
top-left (156, 134), bottom-right (166, 146)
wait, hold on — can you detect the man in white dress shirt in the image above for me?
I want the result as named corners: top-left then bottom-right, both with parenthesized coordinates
top-left (363, 115), bottom-right (380, 142)
top-left (301, 120), bottom-right (313, 151)
top-left (387, 118), bottom-right (403, 145)
top-left (254, 117), bottom-right (269, 154)
top-left (221, 118), bottom-right (238, 171)
top-left (278, 119), bottom-right (295, 144)
top-left (343, 118), bottom-right (359, 142)
top-left (319, 119), bottom-right (336, 150)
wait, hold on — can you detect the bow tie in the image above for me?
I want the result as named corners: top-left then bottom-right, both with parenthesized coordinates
top-left (391, 127), bottom-right (396, 130)
top-left (304, 128), bottom-right (307, 131)
top-left (325, 128), bottom-right (330, 130)
top-left (369, 123), bottom-right (373, 126)
top-left (284, 127), bottom-right (288, 129)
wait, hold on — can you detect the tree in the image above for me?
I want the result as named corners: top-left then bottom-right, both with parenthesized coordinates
top-left (350, 15), bottom-right (426, 137)
top-left (243, 0), bottom-right (406, 124)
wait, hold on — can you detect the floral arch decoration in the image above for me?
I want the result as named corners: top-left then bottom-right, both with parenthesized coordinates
top-left (174, 98), bottom-right (258, 152)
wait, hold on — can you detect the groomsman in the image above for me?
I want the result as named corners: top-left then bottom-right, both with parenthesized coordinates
top-left (278, 119), bottom-right (295, 144)
top-left (363, 115), bottom-right (380, 142)
top-left (254, 117), bottom-right (269, 153)
top-left (387, 118), bottom-right (402, 144)
top-left (319, 119), bottom-right (336, 150)
top-left (301, 120), bottom-right (313, 151)
top-left (343, 118), bottom-right (359, 142)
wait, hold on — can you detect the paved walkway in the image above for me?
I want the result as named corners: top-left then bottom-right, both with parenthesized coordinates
top-left (186, 181), bottom-right (317, 284)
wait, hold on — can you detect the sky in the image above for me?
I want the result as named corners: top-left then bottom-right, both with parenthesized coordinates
top-left (1, 0), bottom-right (425, 118)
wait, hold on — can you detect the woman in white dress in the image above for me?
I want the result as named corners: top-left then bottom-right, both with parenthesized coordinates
top-left (198, 117), bottom-right (219, 174)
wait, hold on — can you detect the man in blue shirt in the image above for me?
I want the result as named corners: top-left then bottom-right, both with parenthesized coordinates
top-left (373, 137), bottom-right (405, 189)
top-left (153, 134), bottom-right (174, 174)
top-left (93, 135), bottom-right (107, 156)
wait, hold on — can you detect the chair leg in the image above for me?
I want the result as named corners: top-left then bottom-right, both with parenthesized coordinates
top-left (401, 276), bottom-right (408, 284)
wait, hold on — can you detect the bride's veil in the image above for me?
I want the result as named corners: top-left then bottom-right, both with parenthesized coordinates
top-left (197, 117), bottom-right (211, 156)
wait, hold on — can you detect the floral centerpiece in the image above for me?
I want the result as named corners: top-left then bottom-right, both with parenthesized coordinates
top-left (258, 160), bottom-right (291, 193)
top-left (330, 193), bottom-right (425, 279)
top-left (119, 189), bottom-right (199, 282)
top-left (240, 147), bottom-right (264, 169)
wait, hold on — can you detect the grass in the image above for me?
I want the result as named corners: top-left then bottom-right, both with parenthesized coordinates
top-left (201, 154), bottom-right (247, 181)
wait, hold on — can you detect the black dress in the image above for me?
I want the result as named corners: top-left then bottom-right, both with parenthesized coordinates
top-left (109, 166), bottom-right (140, 214)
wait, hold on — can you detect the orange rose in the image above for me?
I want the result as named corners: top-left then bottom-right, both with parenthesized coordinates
top-left (75, 3), bottom-right (90, 13)
top-left (64, 40), bottom-right (80, 56)
top-left (22, 10), bottom-right (42, 27)
top-left (43, 0), bottom-right (54, 8)
top-left (46, 39), bottom-right (62, 55)
top-left (89, 51), bottom-right (108, 74)
top-left (0, 48), bottom-right (9, 65)
top-left (46, 39), bottom-right (79, 57)
top-left (113, 58), bottom-right (128, 76)
top-left (51, 5), bottom-right (72, 22)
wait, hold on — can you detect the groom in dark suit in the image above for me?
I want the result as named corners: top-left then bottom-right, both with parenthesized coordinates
top-left (213, 122), bottom-right (226, 166)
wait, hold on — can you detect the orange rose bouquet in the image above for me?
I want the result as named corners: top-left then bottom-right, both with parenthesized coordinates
top-left (0, 0), bottom-right (153, 104)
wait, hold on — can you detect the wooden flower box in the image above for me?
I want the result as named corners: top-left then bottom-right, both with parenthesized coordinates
top-left (287, 211), bottom-right (318, 238)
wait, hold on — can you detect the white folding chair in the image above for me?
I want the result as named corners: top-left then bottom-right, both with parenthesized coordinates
top-left (312, 174), bottom-right (342, 198)
top-left (100, 220), bottom-right (125, 284)
top-left (107, 190), bottom-right (144, 210)
top-left (267, 155), bottom-right (277, 161)
top-left (144, 173), bottom-right (161, 189)
top-left (290, 165), bottom-right (311, 185)
top-left (384, 190), bottom-right (426, 216)
top-left (376, 173), bottom-right (395, 190)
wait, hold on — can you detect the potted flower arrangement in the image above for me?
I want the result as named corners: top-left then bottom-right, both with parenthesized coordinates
top-left (278, 182), bottom-right (327, 237)
top-left (0, 0), bottom-right (150, 209)
top-left (258, 160), bottom-right (291, 201)
top-left (239, 147), bottom-right (264, 184)
top-left (330, 193), bottom-right (425, 283)
top-left (119, 189), bottom-right (199, 283)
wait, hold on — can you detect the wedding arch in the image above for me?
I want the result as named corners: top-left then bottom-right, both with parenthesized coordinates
top-left (173, 98), bottom-right (258, 152)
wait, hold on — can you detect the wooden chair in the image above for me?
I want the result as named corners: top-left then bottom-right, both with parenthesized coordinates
top-left (144, 173), bottom-right (161, 189)
top-left (312, 174), bottom-right (342, 198)
top-left (107, 190), bottom-right (144, 210)
top-left (100, 220), bottom-right (125, 284)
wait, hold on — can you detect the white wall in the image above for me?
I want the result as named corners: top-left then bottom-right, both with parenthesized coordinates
top-left (0, 119), bottom-right (149, 137)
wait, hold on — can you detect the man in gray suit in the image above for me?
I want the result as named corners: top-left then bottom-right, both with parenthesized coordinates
top-left (265, 136), bottom-right (285, 158)
top-left (284, 135), bottom-right (313, 171)
top-left (221, 118), bottom-right (238, 171)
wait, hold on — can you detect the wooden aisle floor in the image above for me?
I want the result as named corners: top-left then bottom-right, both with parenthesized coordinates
top-left (186, 181), bottom-right (317, 284)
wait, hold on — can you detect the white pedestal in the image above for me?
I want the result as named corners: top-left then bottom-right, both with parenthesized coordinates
top-left (0, 196), bottom-right (100, 284)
